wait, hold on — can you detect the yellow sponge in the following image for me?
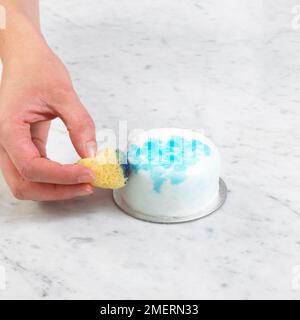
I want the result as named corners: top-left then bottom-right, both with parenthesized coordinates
top-left (78, 149), bottom-right (128, 189)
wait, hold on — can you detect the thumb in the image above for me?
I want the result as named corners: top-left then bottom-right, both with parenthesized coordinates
top-left (57, 92), bottom-right (97, 158)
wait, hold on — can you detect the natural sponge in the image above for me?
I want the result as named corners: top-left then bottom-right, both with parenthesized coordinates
top-left (78, 149), bottom-right (129, 189)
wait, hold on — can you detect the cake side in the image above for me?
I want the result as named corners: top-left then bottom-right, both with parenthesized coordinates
top-left (120, 128), bottom-right (220, 217)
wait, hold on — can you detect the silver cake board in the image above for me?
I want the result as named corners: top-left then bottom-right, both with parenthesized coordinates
top-left (113, 178), bottom-right (227, 224)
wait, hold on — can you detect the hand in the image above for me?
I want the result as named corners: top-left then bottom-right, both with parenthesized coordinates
top-left (0, 30), bottom-right (97, 201)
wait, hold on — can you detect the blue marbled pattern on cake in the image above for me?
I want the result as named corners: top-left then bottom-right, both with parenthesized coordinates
top-left (128, 136), bottom-right (211, 192)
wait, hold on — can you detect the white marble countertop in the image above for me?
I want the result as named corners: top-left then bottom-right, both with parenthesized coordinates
top-left (0, 0), bottom-right (300, 299)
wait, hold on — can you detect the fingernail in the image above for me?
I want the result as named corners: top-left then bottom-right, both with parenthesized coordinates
top-left (86, 141), bottom-right (97, 158)
top-left (76, 188), bottom-right (93, 197)
top-left (78, 174), bottom-right (95, 183)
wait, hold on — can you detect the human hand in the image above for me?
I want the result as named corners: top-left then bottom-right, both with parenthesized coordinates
top-left (0, 24), bottom-right (97, 201)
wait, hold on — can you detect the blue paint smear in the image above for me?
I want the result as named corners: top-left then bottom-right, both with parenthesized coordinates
top-left (128, 136), bottom-right (211, 193)
top-left (116, 149), bottom-right (129, 182)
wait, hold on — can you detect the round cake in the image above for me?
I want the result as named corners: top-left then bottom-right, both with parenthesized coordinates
top-left (115, 128), bottom-right (221, 220)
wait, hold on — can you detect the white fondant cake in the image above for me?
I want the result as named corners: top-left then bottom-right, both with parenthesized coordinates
top-left (119, 128), bottom-right (220, 218)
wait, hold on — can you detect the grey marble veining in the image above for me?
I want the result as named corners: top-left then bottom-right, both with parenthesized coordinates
top-left (0, 0), bottom-right (300, 299)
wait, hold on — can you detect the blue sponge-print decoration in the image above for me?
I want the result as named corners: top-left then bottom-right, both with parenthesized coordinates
top-left (128, 136), bottom-right (211, 193)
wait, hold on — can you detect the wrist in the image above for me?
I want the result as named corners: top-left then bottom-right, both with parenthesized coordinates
top-left (0, 11), bottom-right (44, 65)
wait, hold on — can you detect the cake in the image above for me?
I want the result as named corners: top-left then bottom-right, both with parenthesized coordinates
top-left (116, 128), bottom-right (221, 218)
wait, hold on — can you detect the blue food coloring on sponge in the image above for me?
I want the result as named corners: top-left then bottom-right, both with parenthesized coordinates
top-left (128, 136), bottom-right (211, 193)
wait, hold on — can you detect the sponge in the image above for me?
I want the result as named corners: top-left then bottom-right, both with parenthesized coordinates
top-left (78, 149), bottom-right (129, 189)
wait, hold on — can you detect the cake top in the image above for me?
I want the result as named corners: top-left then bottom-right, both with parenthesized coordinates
top-left (127, 128), bottom-right (219, 192)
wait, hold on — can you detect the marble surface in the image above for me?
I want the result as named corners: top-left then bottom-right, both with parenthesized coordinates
top-left (0, 0), bottom-right (300, 299)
